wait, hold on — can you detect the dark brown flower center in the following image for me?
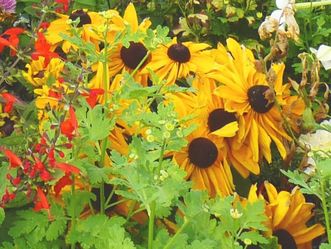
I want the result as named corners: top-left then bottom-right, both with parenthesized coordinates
top-left (120, 42), bottom-right (149, 70)
top-left (33, 70), bottom-right (45, 78)
top-left (167, 43), bottom-right (191, 63)
top-left (273, 229), bottom-right (297, 249)
top-left (0, 117), bottom-right (14, 136)
top-left (208, 108), bottom-right (237, 132)
top-left (69, 10), bottom-right (92, 27)
top-left (188, 137), bottom-right (218, 168)
top-left (247, 85), bottom-right (274, 113)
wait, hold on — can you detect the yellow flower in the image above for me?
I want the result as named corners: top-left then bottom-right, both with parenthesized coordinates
top-left (173, 125), bottom-right (234, 197)
top-left (23, 57), bottom-right (64, 87)
top-left (46, 9), bottom-right (114, 53)
top-left (263, 182), bottom-right (325, 249)
top-left (212, 38), bottom-right (293, 165)
top-left (107, 4), bottom-right (151, 83)
top-left (144, 37), bottom-right (216, 85)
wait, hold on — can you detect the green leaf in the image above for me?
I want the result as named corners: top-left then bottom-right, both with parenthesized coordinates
top-left (320, 243), bottom-right (331, 249)
top-left (0, 208), bottom-right (4, 226)
top-left (63, 190), bottom-right (95, 218)
top-left (239, 231), bottom-right (268, 245)
top-left (79, 105), bottom-right (115, 141)
top-left (67, 215), bottom-right (136, 249)
top-left (45, 204), bottom-right (67, 241)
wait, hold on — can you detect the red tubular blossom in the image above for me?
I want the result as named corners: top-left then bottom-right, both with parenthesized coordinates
top-left (1, 148), bottom-right (22, 168)
top-left (60, 106), bottom-right (78, 139)
top-left (83, 88), bottom-right (104, 108)
top-left (0, 27), bottom-right (25, 56)
top-left (1, 189), bottom-right (16, 206)
top-left (54, 162), bottom-right (80, 175)
top-left (1, 92), bottom-right (16, 113)
top-left (34, 187), bottom-right (52, 219)
top-left (31, 32), bottom-right (59, 66)
top-left (54, 173), bottom-right (72, 196)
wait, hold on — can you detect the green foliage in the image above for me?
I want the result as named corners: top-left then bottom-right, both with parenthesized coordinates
top-left (3, 204), bottom-right (66, 248)
top-left (67, 215), bottom-right (136, 249)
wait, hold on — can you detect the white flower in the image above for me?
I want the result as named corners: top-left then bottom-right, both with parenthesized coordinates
top-left (258, 0), bottom-right (299, 40)
top-left (299, 119), bottom-right (331, 155)
top-left (310, 45), bottom-right (331, 70)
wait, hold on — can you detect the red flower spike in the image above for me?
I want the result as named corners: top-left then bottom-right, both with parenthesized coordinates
top-left (0, 28), bottom-right (25, 56)
top-left (1, 92), bottom-right (16, 113)
top-left (31, 32), bottom-right (59, 67)
top-left (54, 173), bottom-right (72, 196)
top-left (54, 162), bottom-right (80, 175)
top-left (48, 148), bottom-right (56, 166)
top-left (2, 148), bottom-right (22, 168)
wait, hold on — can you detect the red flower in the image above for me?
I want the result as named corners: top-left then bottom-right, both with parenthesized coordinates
top-left (60, 106), bottom-right (78, 139)
top-left (54, 173), bottom-right (72, 196)
top-left (1, 92), bottom-right (16, 113)
top-left (31, 32), bottom-right (59, 66)
top-left (34, 187), bottom-right (52, 219)
top-left (55, 0), bottom-right (69, 13)
top-left (54, 162), bottom-right (80, 175)
top-left (82, 88), bottom-right (104, 109)
top-left (1, 148), bottom-right (22, 168)
top-left (0, 28), bottom-right (25, 56)
top-left (1, 188), bottom-right (16, 206)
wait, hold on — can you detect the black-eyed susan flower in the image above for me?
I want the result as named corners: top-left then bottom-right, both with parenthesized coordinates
top-left (172, 124), bottom-right (234, 197)
top-left (23, 57), bottom-right (64, 87)
top-left (263, 182), bottom-right (324, 249)
top-left (168, 75), bottom-right (259, 178)
top-left (144, 38), bottom-right (216, 85)
top-left (46, 9), bottom-right (109, 53)
top-left (107, 3), bottom-right (151, 83)
top-left (212, 38), bottom-right (294, 165)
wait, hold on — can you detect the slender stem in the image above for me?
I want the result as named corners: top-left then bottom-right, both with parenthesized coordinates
top-left (295, 1), bottom-right (331, 9)
top-left (163, 218), bottom-right (189, 249)
top-left (130, 51), bottom-right (151, 77)
top-left (71, 174), bottom-right (76, 249)
top-left (320, 177), bottom-right (331, 242)
top-left (148, 201), bottom-right (156, 249)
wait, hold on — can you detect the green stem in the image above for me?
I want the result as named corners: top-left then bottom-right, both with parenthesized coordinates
top-left (163, 218), bottom-right (189, 249)
top-left (295, 0), bottom-right (331, 9)
top-left (148, 201), bottom-right (156, 249)
top-left (71, 174), bottom-right (76, 249)
top-left (320, 178), bottom-right (331, 242)
top-left (130, 51), bottom-right (151, 77)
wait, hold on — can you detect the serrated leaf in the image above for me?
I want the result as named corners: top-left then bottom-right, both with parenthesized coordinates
top-left (63, 190), bottom-right (94, 218)
top-left (239, 231), bottom-right (268, 245)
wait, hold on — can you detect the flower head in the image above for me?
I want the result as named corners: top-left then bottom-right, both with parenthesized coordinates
top-left (0, 0), bottom-right (16, 13)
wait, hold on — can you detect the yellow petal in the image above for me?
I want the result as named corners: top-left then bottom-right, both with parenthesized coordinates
top-left (211, 121), bottom-right (238, 137)
top-left (124, 3), bottom-right (138, 32)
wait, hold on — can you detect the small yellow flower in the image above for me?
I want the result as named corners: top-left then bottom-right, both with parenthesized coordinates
top-left (230, 208), bottom-right (243, 219)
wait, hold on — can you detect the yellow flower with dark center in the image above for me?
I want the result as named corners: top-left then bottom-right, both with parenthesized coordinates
top-left (173, 126), bottom-right (234, 197)
top-left (107, 4), bottom-right (151, 83)
top-left (144, 38), bottom-right (216, 85)
top-left (46, 9), bottom-right (111, 53)
top-left (212, 38), bottom-right (293, 165)
top-left (169, 75), bottom-right (259, 178)
top-left (23, 57), bottom-right (64, 87)
top-left (246, 182), bottom-right (325, 249)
